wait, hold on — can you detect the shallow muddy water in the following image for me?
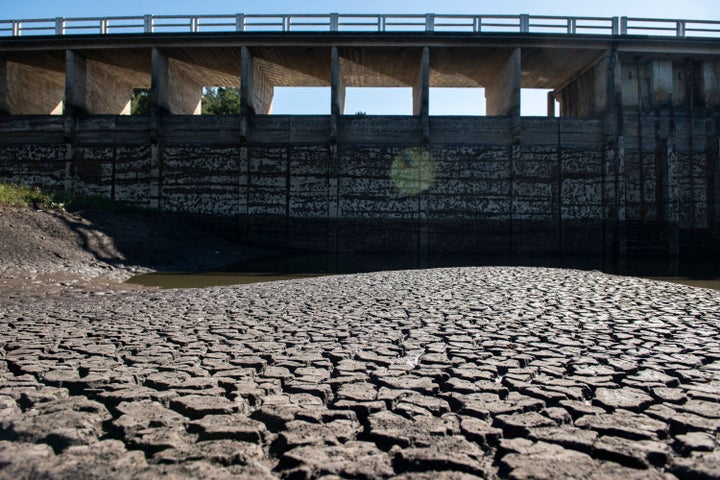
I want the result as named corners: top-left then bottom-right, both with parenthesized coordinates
top-left (125, 253), bottom-right (720, 290)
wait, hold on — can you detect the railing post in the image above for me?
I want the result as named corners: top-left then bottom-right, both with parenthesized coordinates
top-left (55, 17), bottom-right (64, 35)
top-left (12, 21), bottom-right (20, 36)
top-left (283, 15), bottom-right (290, 32)
top-left (567, 17), bottom-right (576, 34)
top-left (620, 16), bottom-right (628, 35)
top-left (235, 14), bottom-right (244, 32)
top-left (100, 18), bottom-right (108, 34)
top-left (520, 14), bottom-right (530, 33)
top-left (191, 16), bottom-right (198, 33)
top-left (380, 15), bottom-right (385, 32)
top-left (474, 16), bottom-right (480, 33)
top-left (425, 13), bottom-right (435, 33)
top-left (144, 15), bottom-right (153, 34)
top-left (330, 13), bottom-right (339, 32)
top-left (611, 16), bottom-right (619, 35)
top-left (676, 20), bottom-right (686, 37)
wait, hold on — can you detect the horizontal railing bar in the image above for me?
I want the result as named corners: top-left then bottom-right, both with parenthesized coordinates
top-left (0, 13), bottom-right (718, 38)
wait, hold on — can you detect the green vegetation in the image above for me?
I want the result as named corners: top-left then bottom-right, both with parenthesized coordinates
top-left (130, 87), bottom-right (242, 115)
top-left (131, 89), bottom-right (151, 115)
top-left (0, 183), bottom-right (149, 213)
top-left (201, 87), bottom-right (242, 115)
top-left (0, 183), bottom-right (63, 209)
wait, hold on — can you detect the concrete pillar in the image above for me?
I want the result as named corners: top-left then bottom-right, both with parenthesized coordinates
top-left (65, 51), bottom-right (88, 116)
top-left (240, 47), bottom-right (273, 116)
top-left (65, 50), bottom-right (139, 115)
top-left (331, 47), bottom-right (346, 117)
top-left (650, 60), bottom-right (673, 107)
top-left (621, 59), bottom-right (674, 109)
top-left (0, 59), bottom-right (64, 115)
top-left (486, 48), bottom-right (521, 116)
top-left (700, 60), bottom-right (720, 107)
top-left (620, 61), bottom-right (640, 107)
top-left (151, 47), bottom-right (202, 115)
top-left (547, 91), bottom-right (556, 117)
top-left (413, 47), bottom-right (430, 117)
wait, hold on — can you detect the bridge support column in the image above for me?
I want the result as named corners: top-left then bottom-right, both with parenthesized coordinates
top-left (240, 47), bottom-right (273, 116)
top-left (413, 47), bottom-right (430, 116)
top-left (330, 47), bottom-right (346, 140)
top-left (485, 48), bottom-right (521, 116)
top-left (151, 48), bottom-right (202, 115)
top-left (66, 50), bottom-right (141, 115)
top-left (650, 60), bottom-right (673, 107)
top-left (621, 59), bottom-right (674, 109)
top-left (331, 47), bottom-right (346, 118)
top-left (0, 59), bottom-right (64, 115)
top-left (414, 47), bottom-right (430, 143)
top-left (700, 60), bottom-right (720, 107)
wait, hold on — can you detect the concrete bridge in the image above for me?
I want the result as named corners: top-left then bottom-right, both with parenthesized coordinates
top-left (1, 13), bottom-right (720, 256)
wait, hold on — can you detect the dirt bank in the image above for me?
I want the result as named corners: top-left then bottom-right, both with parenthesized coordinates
top-left (0, 206), bottom-right (267, 297)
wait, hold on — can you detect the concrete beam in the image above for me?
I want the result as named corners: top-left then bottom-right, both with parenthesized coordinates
top-left (240, 47), bottom-right (273, 116)
top-left (413, 47), bottom-right (430, 116)
top-left (485, 48), bottom-right (521, 117)
top-left (0, 59), bottom-right (63, 115)
top-left (151, 48), bottom-right (202, 115)
top-left (65, 50), bottom-right (145, 115)
top-left (331, 47), bottom-right (346, 116)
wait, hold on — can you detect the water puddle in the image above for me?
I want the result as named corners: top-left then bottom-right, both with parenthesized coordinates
top-left (126, 253), bottom-right (720, 290)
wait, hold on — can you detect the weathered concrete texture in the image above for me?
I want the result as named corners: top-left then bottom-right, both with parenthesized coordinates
top-left (65, 51), bottom-right (149, 116)
top-left (1, 111), bottom-right (718, 254)
top-left (2, 267), bottom-right (720, 478)
top-left (0, 60), bottom-right (64, 115)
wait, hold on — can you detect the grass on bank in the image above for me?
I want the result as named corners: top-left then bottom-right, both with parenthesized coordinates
top-left (0, 183), bottom-right (148, 213)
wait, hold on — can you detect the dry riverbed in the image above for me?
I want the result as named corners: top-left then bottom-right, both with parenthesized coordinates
top-left (1, 207), bottom-right (720, 479)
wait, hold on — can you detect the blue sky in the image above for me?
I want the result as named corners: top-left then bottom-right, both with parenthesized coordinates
top-left (3, 1), bottom-right (719, 116)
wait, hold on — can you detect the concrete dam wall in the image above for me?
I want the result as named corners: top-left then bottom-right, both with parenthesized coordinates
top-left (1, 112), bottom-right (718, 255)
top-left (2, 22), bottom-right (720, 255)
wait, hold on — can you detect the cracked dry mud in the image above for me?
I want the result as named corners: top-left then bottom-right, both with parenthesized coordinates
top-left (1, 267), bottom-right (720, 479)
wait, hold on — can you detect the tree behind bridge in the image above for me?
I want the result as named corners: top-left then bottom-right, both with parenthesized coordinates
top-left (130, 87), bottom-right (241, 115)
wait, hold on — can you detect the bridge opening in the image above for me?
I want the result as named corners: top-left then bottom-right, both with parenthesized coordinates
top-left (521, 88), bottom-right (559, 117)
top-left (344, 87), bottom-right (413, 115)
top-left (429, 88), bottom-right (486, 116)
top-left (272, 87), bottom-right (330, 115)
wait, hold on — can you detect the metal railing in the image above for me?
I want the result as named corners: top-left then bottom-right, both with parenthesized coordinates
top-left (0, 13), bottom-right (719, 38)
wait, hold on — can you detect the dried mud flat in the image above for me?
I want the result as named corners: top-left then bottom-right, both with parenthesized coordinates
top-left (2, 208), bottom-right (720, 479)
top-left (2, 259), bottom-right (720, 479)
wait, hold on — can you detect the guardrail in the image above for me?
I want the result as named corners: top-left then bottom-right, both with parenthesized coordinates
top-left (0, 13), bottom-right (719, 38)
